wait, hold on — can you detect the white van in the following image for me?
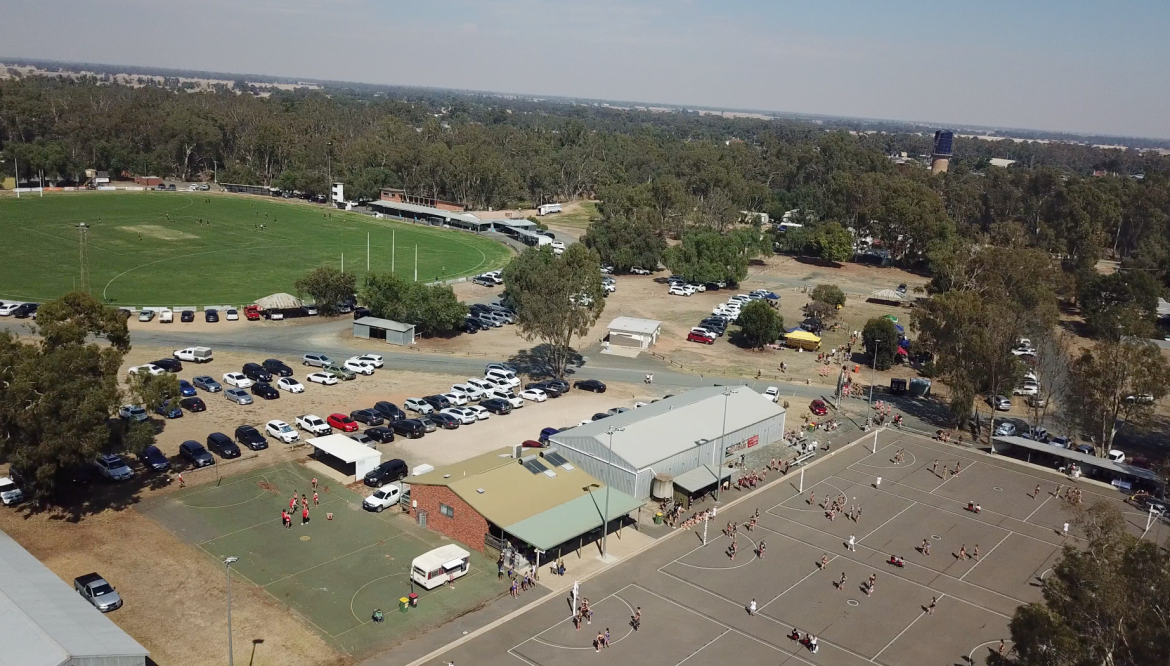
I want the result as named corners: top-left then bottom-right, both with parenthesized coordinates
top-left (411, 545), bottom-right (471, 590)
top-left (485, 368), bottom-right (520, 388)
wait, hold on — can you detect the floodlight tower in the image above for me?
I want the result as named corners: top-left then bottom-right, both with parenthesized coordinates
top-left (76, 223), bottom-right (90, 293)
top-left (931, 130), bottom-right (954, 174)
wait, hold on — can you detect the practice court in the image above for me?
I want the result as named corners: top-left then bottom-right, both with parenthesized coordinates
top-left (421, 430), bottom-right (1166, 666)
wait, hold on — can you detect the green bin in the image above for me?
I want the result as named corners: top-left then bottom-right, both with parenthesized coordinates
top-left (654, 512), bottom-right (663, 525)
top-left (399, 597), bottom-right (409, 612)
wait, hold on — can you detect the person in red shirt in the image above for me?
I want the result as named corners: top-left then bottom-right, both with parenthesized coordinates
top-left (281, 510), bottom-right (290, 529)
top-left (302, 506), bottom-right (310, 525)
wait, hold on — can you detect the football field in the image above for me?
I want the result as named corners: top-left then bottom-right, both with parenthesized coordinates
top-left (0, 192), bottom-right (511, 305)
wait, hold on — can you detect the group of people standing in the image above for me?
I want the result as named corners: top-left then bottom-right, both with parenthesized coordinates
top-left (280, 479), bottom-right (320, 528)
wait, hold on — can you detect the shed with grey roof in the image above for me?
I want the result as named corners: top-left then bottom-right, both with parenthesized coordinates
top-left (353, 316), bottom-right (416, 346)
top-left (0, 529), bottom-right (149, 666)
top-left (548, 386), bottom-right (786, 498)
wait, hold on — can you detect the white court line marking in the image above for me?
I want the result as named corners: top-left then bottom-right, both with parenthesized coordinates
top-left (873, 595), bottom-right (942, 659)
top-left (960, 533), bottom-right (1012, 581)
top-left (529, 595), bottom-right (636, 649)
top-left (929, 461), bottom-right (975, 493)
top-left (506, 585), bottom-right (629, 661)
top-left (860, 504), bottom-right (914, 542)
top-left (676, 629), bottom-right (730, 666)
top-left (768, 479), bottom-right (848, 514)
top-left (1022, 494), bottom-right (1051, 523)
top-left (852, 450), bottom-right (917, 470)
top-left (759, 555), bottom-right (837, 611)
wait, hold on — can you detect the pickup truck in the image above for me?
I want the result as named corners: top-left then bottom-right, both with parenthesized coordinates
top-left (74, 572), bottom-right (123, 612)
top-left (244, 304), bottom-right (261, 321)
top-left (296, 414), bottom-right (332, 436)
top-left (173, 346), bottom-right (213, 363)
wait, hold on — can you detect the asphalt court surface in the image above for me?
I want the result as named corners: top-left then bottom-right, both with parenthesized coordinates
top-left (423, 431), bottom-right (1169, 666)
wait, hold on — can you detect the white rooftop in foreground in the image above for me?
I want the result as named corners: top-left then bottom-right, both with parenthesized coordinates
top-left (607, 316), bottom-right (662, 335)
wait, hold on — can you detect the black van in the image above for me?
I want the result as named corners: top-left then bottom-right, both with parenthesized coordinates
top-left (242, 363), bottom-right (272, 383)
top-left (363, 459), bottom-right (407, 487)
top-left (206, 432), bottom-right (241, 459)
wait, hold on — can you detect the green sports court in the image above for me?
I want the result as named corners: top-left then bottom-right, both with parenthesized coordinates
top-left (138, 462), bottom-right (505, 657)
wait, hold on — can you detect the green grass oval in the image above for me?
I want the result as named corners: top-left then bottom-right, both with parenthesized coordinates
top-left (0, 192), bottom-right (511, 305)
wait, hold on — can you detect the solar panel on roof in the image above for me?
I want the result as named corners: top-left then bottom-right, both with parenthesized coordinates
top-left (543, 452), bottom-right (569, 467)
top-left (521, 459), bottom-right (547, 474)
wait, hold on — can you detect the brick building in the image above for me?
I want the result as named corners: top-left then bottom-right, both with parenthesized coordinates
top-left (407, 447), bottom-right (641, 566)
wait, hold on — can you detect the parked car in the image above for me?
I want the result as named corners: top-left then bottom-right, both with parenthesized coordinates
top-left (95, 454), bottom-right (134, 481)
top-left (250, 382), bottom-right (280, 400)
top-left (809, 399), bottom-right (829, 416)
top-left (265, 420), bottom-right (299, 443)
top-left (242, 363), bottom-right (273, 383)
top-left (485, 368), bottom-right (521, 388)
top-left (224, 388), bottom-right (253, 405)
top-left (322, 363), bottom-right (356, 380)
top-left (226, 309), bottom-right (239, 321)
top-left (422, 395), bottom-right (452, 411)
top-left (481, 398), bottom-right (513, 415)
top-left (302, 353), bottom-right (333, 367)
top-left (430, 412), bottom-right (461, 430)
top-left (989, 395), bottom-right (1012, 411)
top-left (74, 573), bottom-right (123, 612)
top-left (128, 364), bottom-right (164, 376)
top-left (441, 392), bottom-right (469, 407)
top-left (295, 414), bottom-right (332, 436)
top-left (222, 372), bottom-right (253, 389)
top-left (206, 432), bottom-right (241, 458)
top-left (327, 413), bottom-right (359, 432)
top-left (154, 401), bottom-right (183, 419)
top-left (176, 379), bottom-right (197, 397)
top-left (669, 284), bottom-right (696, 296)
top-left (138, 445), bottom-right (170, 472)
top-left (179, 397), bottom-right (206, 413)
top-left (374, 401), bottom-right (407, 422)
top-left (763, 387), bottom-right (780, 403)
top-left (118, 404), bottom-right (148, 421)
top-left (363, 484), bottom-right (402, 512)
top-left (351, 354), bottom-right (384, 368)
top-left (351, 409), bottom-right (384, 426)
top-left (152, 358), bottom-right (183, 373)
top-left (262, 359), bottom-right (294, 377)
top-left (365, 426), bottom-right (396, 443)
top-left (306, 372), bottom-right (338, 385)
top-left (180, 310), bottom-right (195, 323)
top-left (12, 302), bottom-right (38, 318)
top-left (993, 421), bottom-right (1017, 437)
top-left (205, 309), bottom-right (219, 323)
top-left (344, 358), bottom-right (376, 375)
top-left (137, 310), bottom-right (155, 322)
top-left (465, 378), bottom-right (497, 394)
top-left (404, 398), bottom-right (435, 414)
top-left (269, 377), bottom-right (302, 394)
top-left (159, 310), bottom-right (174, 323)
top-left (192, 375), bottom-right (222, 392)
top-left (363, 459), bottom-right (408, 487)
top-left (440, 407), bottom-right (478, 425)
top-left (630, 266), bottom-right (651, 275)
top-left (466, 405), bottom-right (491, 421)
top-left (520, 388), bottom-right (548, 402)
top-left (415, 417), bottom-right (437, 433)
top-left (524, 381), bottom-right (562, 398)
top-left (179, 440), bottom-right (215, 467)
top-left (244, 305), bottom-right (261, 320)
top-left (390, 418), bottom-right (426, 438)
top-left (573, 379), bottom-right (606, 393)
top-left (1107, 449), bottom-right (1126, 463)
top-left (234, 425), bottom-right (269, 450)
top-left (687, 330), bottom-right (715, 345)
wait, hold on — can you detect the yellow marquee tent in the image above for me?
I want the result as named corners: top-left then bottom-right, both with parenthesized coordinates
top-left (784, 329), bottom-right (822, 351)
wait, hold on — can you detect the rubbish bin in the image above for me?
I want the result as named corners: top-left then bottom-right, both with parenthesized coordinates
top-left (654, 512), bottom-right (663, 525)
top-left (408, 592), bottom-right (418, 607)
top-left (399, 597), bottom-right (409, 613)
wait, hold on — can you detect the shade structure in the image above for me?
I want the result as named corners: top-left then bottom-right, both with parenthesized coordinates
top-left (785, 330), bottom-right (821, 342)
top-left (870, 289), bottom-right (903, 302)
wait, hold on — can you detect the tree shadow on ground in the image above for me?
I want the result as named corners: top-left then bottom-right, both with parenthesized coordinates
top-left (793, 256), bottom-right (843, 269)
top-left (865, 386), bottom-right (954, 430)
top-left (507, 344), bottom-right (585, 379)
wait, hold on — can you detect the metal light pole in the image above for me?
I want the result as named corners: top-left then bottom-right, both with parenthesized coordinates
top-left (13, 155), bottom-right (18, 198)
top-left (867, 339), bottom-right (882, 427)
top-left (223, 556), bottom-right (239, 666)
top-left (326, 141), bottom-right (332, 204)
top-left (715, 388), bottom-right (733, 501)
top-left (601, 426), bottom-right (624, 560)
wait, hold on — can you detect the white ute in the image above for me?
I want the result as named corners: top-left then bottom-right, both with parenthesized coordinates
top-left (173, 346), bottom-right (213, 363)
top-left (296, 414), bottom-right (332, 435)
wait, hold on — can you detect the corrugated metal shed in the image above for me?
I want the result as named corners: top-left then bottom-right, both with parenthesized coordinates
top-left (0, 529), bottom-right (149, 666)
top-left (504, 488), bottom-right (643, 551)
top-left (549, 386), bottom-right (785, 498)
top-left (352, 317), bottom-right (416, 346)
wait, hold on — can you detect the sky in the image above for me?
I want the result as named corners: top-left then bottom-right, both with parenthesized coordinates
top-left (3, 0), bottom-right (1169, 138)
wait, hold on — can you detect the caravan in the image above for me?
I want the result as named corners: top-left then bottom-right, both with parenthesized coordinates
top-left (411, 545), bottom-right (471, 590)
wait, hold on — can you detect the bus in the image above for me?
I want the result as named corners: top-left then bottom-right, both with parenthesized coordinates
top-left (411, 545), bottom-right (471, 590)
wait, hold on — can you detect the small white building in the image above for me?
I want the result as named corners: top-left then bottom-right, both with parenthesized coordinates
top-left (606, 316), bottom-right (662, 352)
top-left (306, 434), bottom-right (382, 481)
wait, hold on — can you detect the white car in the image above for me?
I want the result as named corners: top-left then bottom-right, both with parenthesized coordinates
top-left (363, 484), bottom-right (402, 512)
top-left (128, 364), bottom-right (164, 376)
top-left (551, 240), bottom-right (566, 254)
top-left (276, 377), bottom-right (305, 393)
top-left (0, 303), bottom-right (21, 316)
top-left (266, 420), bottom-right (299, 443)
top-left (763, 387), bottom-right (780, 403)
top-left (440, 407), bottom-right (477, 425)
top-left (351, 354), bottom-right (384, 368)
top-left (688, 283), bottom-right (706, 292)
top-left (295, 414), bottom-right (331, 435)
top-left (344, 359), bottom-right (375, 375)
top-left (486, 389), bottom-right (524, 408)
top-left (728, 294), bottom-right (751, 304)
top-left (158, 310), bottom-right (174, 323)
top-left (306, 372), bottom-right (338, 385)
top-left (1107, 449), bottom-right (1126, 463)
top-left (451, 383), bottom-right (485, 401)
top-left (1023, 371), bottom-right (1039, 384)
top-left (118, 405), bottom-right (148, 421)
top-left (630, 266), bottom-right (651, 275)
top-left (441, 392), bottom-right (468, 406)
top-left (519, 388), bottom-right (548, 402)
top-left (633, 401), bottom-right (650, 408)
top-left (603, 282), bottom-right (616, 293)
top-left (467, 377), bottom-right (497, 394)
top-left (404, 398), bottom-right (434, 414)
top-left (465, 405), bottom-right (491, 421)
top-left (222, 372), bottom-right (254, 388)
top-left (669, 284), bottom-right (696, 296)
top-left (225, 309), bottom-right (239, 321)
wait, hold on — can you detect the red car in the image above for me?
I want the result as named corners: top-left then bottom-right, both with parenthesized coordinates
top-left (327, 413), bottom-right (359, 432)
top-left (244, 304), bottom-right (261, 321)
top-left (687, 331), bottom-right (715, 345)
top-left (809, 399), bottom-right (828, 416)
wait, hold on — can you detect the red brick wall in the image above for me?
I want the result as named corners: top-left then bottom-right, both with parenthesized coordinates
top-left (410, 485), bottom-right (489, 553)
